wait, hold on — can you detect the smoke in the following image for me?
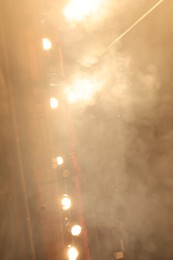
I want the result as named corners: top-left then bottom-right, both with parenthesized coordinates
top-left (69, 57), bottom-right (161, 259)
top-left (50, 0), bottom-right (173, 259)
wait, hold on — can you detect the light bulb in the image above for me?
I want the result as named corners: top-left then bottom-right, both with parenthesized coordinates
top-left (50, 97), bottom-right (59, 109)
top-left (42, 38), bottom-right (52, 50)
top-left (71, 225), bottom-right (82, 236)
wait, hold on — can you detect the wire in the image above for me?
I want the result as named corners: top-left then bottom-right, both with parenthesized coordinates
top-left (99, 0), bottom-right (165, 57)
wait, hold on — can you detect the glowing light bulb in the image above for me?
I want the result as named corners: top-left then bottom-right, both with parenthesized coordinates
top-left (56, 156), bottom-right (64, 166)
top-left (67, 246), bottom-right (79, 260)
top-left (61, 195), bottom-right (71, 210)
top-left (50, 97), bottom-right (59, 109)
top-left (42, 38), bottom-right (52, 50)
top-left (71, 225), bottom-right (82, 236)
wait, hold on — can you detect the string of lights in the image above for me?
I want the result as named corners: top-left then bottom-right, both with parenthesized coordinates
top-left (40, 2), bottom-right (91, 259)
top-left (45, 52), bottom-right (84, 260)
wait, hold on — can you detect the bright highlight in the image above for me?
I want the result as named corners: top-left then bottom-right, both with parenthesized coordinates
top-left (61, 195), bottom-right (71, 210)
top-left (56, 156), bottom-right (64, 166)
top-left (50, 97), bottom-right (59, 109)
top-left (71, 225), bottom-right (82, 236)
top-left (42, 38), bottom-right (52, 50)
top-left (64, 0), bottom-right (103, 22)
top-left (67, 246), bottom-right (79, 260)
top-left (66, 79), bottom-right (98, 103)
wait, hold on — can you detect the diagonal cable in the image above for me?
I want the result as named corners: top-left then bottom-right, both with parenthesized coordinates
top-left (99, 0), bottom-right (165, 57)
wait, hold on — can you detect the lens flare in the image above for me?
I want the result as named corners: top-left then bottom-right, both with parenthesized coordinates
top-left (71, 225), bottom-right (82, 236)
top-left (67, 246), bottom-right (79, 260)
top-left (64, 0), bottom-right (104, 22)
top-left (66, 79), bottom-right (98, 103)
top-left (61, 195), bottom-right (71, 210)
top-left (42, 38), bottom-right (52, 50)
